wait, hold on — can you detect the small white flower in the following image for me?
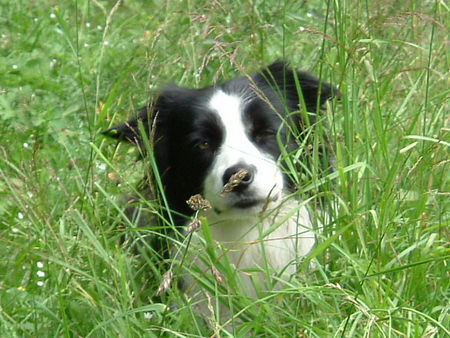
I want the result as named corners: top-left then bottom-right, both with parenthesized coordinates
top-left (97, 25), bottom-right (102, 30)
top-left (18, 212), bottom-right (24, 219)
top-left (307, 12), bottom-right (313, 18)
top-left (37, 262), bottom-right (44, 268)
top-left (86, 22), bottom-right (91, 28)
top-left (298, 26), bottom-right (305, 32)
top-left (37, 270), bottom-right (45, 278)
top-left (11, 228), bottom-right (19, 233)
top-left (144, 312), bottom-right (154, 320)
top-left (97, 163), bottom-right (107, 171)
top-left (23, 142), bottom-right (29, 148)
top-left (12, 65), bottom-right (18, 70)
top-left (103, 40), bottom-right (109, 46)
top-left (34, 18), bottom-right (38, 22)
top-left (50, 13), bottom-right (56, 19)
top-left (84, 43), bottom-right (89, 48)
top-left (37, 281), bottom-right (44, 287)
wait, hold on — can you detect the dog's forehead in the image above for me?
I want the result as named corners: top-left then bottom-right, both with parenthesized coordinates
top-left (208, 90), bottom-right (242, 113)
top-left (207, 90), bottom-right (247, 132)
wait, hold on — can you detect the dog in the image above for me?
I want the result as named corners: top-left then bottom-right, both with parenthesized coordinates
top-left (104, 60), bottom-right (337, 325)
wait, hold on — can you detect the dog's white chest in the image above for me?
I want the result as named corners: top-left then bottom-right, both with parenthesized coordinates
top-left (180, 199), bottom-right (316, 299)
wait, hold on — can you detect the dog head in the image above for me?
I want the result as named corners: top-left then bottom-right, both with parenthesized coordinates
top-left (104, 61), bottom-right (337, 221)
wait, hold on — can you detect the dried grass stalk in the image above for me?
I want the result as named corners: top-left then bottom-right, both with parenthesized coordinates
top-left (221, 169), bottom-right (248, 196)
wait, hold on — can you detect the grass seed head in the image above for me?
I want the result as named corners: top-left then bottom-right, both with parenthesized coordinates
top-left (186, 194), bottom-right (212, 211)
top-left (187, 219), bottom-right (202, 234)
top-left (211, 266), bottom-right (226, 285)
top-left (221, 169), bottom-right (248, 196)
top-left (157, 269), bottom-right (173, 295)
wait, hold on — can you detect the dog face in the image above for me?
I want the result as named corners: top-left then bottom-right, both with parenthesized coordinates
top-left (201, 89), bottom-right (284, 217)
top-left (104, 61), bottom-right (336, 222)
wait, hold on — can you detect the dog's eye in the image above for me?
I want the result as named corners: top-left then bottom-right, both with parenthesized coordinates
top-left (254, 129), bottom-right (275, 143)
top-left (196, 141), bottom-right (210, 150)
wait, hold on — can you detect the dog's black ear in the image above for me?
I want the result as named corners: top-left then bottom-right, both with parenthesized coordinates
top-left (102, 106), bottom-right (152, 145)
top-left (259, 60), bottom-right (339, 112)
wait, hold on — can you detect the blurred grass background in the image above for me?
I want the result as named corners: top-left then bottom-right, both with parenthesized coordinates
top-left (0, 0), bottom-right (448, 336)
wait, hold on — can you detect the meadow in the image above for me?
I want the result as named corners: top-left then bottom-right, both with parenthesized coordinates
top-left (0, 0), bottom-right (448, 336)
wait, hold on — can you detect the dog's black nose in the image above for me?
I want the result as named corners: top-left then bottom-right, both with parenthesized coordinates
top-left (222, 164), bottom-right (256, 193)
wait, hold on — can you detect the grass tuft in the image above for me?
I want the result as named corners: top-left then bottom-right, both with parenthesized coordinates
top-left (1, 0), bottom-right (448, 336)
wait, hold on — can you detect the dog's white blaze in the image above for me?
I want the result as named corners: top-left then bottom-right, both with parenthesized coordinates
top-left (204, 90), bottom-right (284, 213)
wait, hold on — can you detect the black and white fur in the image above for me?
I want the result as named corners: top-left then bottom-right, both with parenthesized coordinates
top-left (105, 61), bottom-right (336, 320)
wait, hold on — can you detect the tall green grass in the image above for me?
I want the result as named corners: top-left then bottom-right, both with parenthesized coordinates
top-left (1, 0), bottom-right (448, 336)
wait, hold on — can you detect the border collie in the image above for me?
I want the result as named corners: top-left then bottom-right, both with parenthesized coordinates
top-left (104, 60), bottom-right (336, 323)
